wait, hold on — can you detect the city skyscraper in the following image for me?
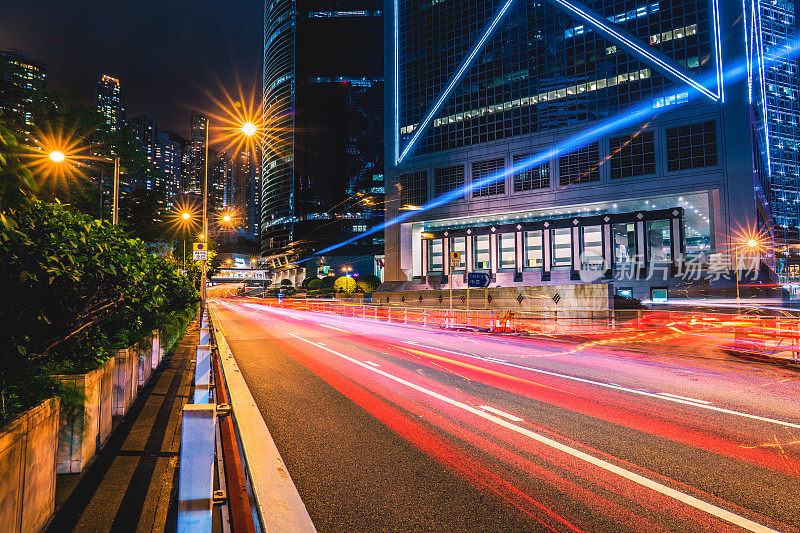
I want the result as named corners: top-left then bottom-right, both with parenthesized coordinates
top-left (187, 110), bottom-right (208, 194)
top-left (0, 48), bottom-right (46, 136)
top-left (384, 1), bottom-right (777, 301)
top-left (262, 0), bottom-right (384, 273)
top-left (95, 74), bottom-right (124, 133)
top-left (154, 130), bottom-right (185, 202)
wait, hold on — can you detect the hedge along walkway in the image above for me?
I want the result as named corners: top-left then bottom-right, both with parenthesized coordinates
top-left (47, 317), bottom-right (199, 532)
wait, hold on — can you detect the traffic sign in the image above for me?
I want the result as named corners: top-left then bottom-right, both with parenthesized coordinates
top-left (467, 272), bottom-right (490, 288)
top-left (449, 251), bottom-right (462, 269)
top-left (193, 250), bottom-right (208, 261)
top-left (193, 242), bottom-right (206, 251)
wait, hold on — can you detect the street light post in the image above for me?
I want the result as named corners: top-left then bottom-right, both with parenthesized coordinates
top-left (201, 123), bottom-right (209, 310)
top-left (49, 152), bottom-right (120, 225)
top-left (735, 239), bottom-right (759, 314)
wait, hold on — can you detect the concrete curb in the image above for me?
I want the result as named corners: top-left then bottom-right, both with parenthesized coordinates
top-left (209, 304), bottom-right (317, 533)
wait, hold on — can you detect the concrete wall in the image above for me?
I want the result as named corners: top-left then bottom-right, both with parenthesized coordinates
top-left (0, 398), bottom-right (59, 533)
top-left (137, 343), bottom-right (152, 389)
top-left (55, 357), bottom-right (114, 474)
top-left (373, 283), bottom-right (612, 311)
top-left (112, 348), bottom-right (137, 417)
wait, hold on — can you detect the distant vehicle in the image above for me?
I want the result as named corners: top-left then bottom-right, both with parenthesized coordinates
top-left (234, 258), bottom-right (246, 268)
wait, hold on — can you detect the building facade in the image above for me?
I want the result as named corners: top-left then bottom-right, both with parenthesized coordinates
top-left (154, 130), bottom-right (185, 202)
top-left (0, 49), bottom-right (46, 137)
top-left (187, 110), bottom-right (208, 194)
top-left (262, 0), bottom-right (384, 273)
top-left (96, 75), bottom-right (124, 133)
top-left (384, 0), bottom-right (777, 303)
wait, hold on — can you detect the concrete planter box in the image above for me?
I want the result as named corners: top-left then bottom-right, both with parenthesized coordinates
top-left (151, 330), bottom-right (161, 370)
top-left (55, 357), bottom-right (114, 474)
top-left (0, 398), bottom-right (60, 533)
top-left (137, 343), bottom-right (153, 388)
top-left (112, 348), bottom-right (138, 416)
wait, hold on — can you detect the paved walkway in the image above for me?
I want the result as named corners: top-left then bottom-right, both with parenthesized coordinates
top-left (47, 320), bottom-right (198, 533)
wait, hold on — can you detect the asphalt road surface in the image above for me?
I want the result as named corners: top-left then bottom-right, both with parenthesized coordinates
top-left (209, 296), bottom-right (800, 533)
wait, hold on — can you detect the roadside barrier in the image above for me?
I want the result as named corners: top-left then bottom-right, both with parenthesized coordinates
top-left (178, 307), bottom-right (317, 533)
top-left (259, 299), bottom-right (800, 364)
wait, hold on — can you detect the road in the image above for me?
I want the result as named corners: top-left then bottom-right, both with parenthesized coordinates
top-left (209, 295), bottom-right (800, 533)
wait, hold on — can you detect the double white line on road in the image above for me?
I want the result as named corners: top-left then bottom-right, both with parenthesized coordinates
top-left (289, 332), bottom-right (780, 533)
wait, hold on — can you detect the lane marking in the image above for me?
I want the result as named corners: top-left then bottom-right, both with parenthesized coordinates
top-left (321, 324), bottom-right (350, 333)
top-left (394, 343), bottom-right (800, 430)
top-left (364, 361), bottom-right (380, 368)
top-left (245, 304), bottom-right (800, 430)
top-left (658, 393), bottom-right (712, 405)
top-left (288, 333), bottom-right (779, 533)
top-left (479, 405), bottom-right (524, 422)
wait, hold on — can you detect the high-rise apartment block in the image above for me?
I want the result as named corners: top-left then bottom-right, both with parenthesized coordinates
top-left (154, 130), bottom-right (185, 202)
top-left (0, 49), bottom-right (46, 136)
top-left (187, 110), bottom-right (208, 194)
top-left (96, 75), bottom-right (124, 132)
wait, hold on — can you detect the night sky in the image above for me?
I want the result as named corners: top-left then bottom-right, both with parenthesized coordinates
top-left (1, 0), bottom-right (262, 138)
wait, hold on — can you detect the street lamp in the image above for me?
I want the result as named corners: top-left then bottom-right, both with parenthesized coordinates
top-left (735, 238), bottom-right (760, 312)
top-left (48, 152), bottom-right (121, 224)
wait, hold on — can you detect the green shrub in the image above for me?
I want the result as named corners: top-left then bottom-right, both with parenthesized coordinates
top-left (301, 276), bottom-right (318, 289)
top-left (319, 276), bottom-right (336, 290)
top-left (356, 274), bottom-right (382, 294)
top-left (334, 276), bottom-right (357, 294)
top-left (307, 278), bottom-right (322, 290)
top-left (0, 199), bottom-right (198, 426)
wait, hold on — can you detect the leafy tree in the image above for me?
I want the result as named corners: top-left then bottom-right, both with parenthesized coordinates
top-left (301, 276), bottom-right (318, 289)
top-left (334, 276), bottom-right (357, 294)
top-left (356, 274), bottom-right (382, 294)
top-left (319, 276), bottom-right (336, 291)
top-left (307, 278), bottom-right (322, 290)
top-left (0, 199), bottom-right (198, 424)
top-left (0, 115), bottom-right (36, 229)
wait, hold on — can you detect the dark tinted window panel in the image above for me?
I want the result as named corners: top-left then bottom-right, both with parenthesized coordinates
top-left (559, 142), bottom-right (600, 186)
top-left (609, 130), bottom-right (656, 179)
top-left (472, 158), bottom-right (505, 197)
top-left (666, 120), bottom-right (717, 171)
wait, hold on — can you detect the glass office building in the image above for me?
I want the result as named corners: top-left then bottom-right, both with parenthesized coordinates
top-left (384, 0), bottom-right (777, 301)
top-left (262, 0), bottom-right (385, 275)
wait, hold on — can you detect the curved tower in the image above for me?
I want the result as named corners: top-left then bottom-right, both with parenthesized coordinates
top-left (262, 0), bottom-right (296, 255)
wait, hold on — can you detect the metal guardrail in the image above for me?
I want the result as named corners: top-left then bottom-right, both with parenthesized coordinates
top-left (209, 305), bottom-right (317, 533)
top-left (260, 299), bottom-right (800, 364)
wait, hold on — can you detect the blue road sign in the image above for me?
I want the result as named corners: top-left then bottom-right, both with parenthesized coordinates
top-left (467, 272), bottom-right (490, 288)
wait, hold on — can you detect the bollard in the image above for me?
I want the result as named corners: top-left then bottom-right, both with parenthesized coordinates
top-left (423, 308), bottom-right (427, 327)
top-left (177, 404), bottom-right (217, 533)
top-left (193, 345), bottom-right (213, 404)
top-left (490, 310), bottom-right (494, 332)
top-left (404, 308), bottom-right (408, 324)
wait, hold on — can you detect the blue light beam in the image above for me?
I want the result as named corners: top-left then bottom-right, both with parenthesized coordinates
top-left (293, 38), bottom-right (800, 266)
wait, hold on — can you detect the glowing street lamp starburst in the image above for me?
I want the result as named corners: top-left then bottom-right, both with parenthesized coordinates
top-left (201, 76), bottom-right (292, 162)
top-left (23, 122), bottom-right (98, 187)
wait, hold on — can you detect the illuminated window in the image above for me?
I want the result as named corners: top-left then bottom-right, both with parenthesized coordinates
top-left (473, 235), bottom-right (490, 270)
top-left (581, 226), bottom-right (604, 267)
top-left (498, 233), bottom-right (516, 269)
top-left (647, 220), bottom-right (672, 261)
top-left (450, 237), bottom-right (466, 270)
top-left (551, 228), bottom-right (572, 267)
top-left (613, 223), bottom-right (636, 263)
top-left (428, 239), bottom-right (444, 271)
top-left (524, 231), bottom-right (543, 267)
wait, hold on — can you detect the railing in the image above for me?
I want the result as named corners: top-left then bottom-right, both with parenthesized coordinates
top-left (252, 298), bottom-right (800, 364)
top-left (205, 306), bottom-right (317, 533)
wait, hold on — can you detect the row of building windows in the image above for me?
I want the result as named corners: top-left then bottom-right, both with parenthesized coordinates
top-left (400, 121), bottom-right (716, 203)
top-left (426, 221), bottom-right (672, 272)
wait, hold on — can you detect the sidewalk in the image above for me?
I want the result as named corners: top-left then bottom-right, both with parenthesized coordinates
top-left (46, 319), bottom-right (198, 532)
